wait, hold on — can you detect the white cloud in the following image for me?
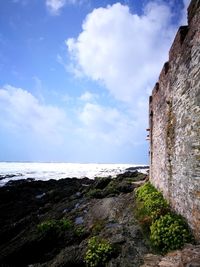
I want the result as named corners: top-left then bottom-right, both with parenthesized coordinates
top-left (79, 91), bottom-right (98, 102)
top-left (0, 85), bottom-right (148, 162)
top-left (66, 2), bottom-right (176, 102)
top-left (46, 0), bottom-right (81, 15)
top-left (77, 101), bottom-right (147, 146)
top-left (0, 85), bottom-right (67, 142)
top-left (46, 0), bottom-right (67, 14)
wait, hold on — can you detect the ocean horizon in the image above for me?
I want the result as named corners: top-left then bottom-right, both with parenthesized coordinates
top-left (0, 162), bottom-right (149, 186)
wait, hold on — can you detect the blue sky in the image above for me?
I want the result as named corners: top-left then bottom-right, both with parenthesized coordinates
top-left (0, 0), bottom-right (189, 163)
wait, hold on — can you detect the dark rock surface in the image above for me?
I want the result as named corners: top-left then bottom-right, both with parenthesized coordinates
top-left (0, 171), bottom-right (148, 267)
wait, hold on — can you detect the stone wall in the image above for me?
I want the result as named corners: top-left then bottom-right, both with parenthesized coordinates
top-left (149, 0), bottom-right (200, 241)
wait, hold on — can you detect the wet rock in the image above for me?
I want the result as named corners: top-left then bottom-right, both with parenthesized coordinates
top-left (0, 173), bottom-right (23, 181)
top-left (36, 193), bottom-right (46, 199)
top-left (125, 166), bottom-right (149, 171)
top-left (75, 192), bottom-right (81, 197)
top-left (75, 217), bottom-right (84, 225)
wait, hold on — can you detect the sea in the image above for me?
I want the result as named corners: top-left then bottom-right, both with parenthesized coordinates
top-left (0, 162), bottom-right (149, 186)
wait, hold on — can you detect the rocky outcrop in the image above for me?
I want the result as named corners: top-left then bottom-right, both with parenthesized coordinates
top-left (0, 171), bottom-right (148, 267)
top-left (141, 244), bottom-right (200, 267)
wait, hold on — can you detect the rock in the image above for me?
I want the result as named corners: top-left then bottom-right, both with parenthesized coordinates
top-left (75, 216), bottom-right (84, 225)
top-left (0, 172), bottom-right (150, 266)
top-left (37, 242), bottom-right (87, 267)
top-left (131, 180), bottom-right (147, 187)
top-left (116, 181), bottom-right (135, 193)
top-left (141, 245), bottom-right (200, 267)
top-left (75, 203), bottom-right (80, 209)
top-left (75, 192), bottom-right (81, 197)
top-left (93, 176), bottom-right (112, 189)
top-left (186, 263), bottom-right (200, 267)
top-left (109, 233), bottom-right (125, 244)
top-left (0, 173), bottom-right (23, 181)
top-left (140, 254), bottom-right (162, 267)
top-left (36, 192), bottom-right (46, 199)
top-left (116, 171), bottom-right (147, 182)
top-left (125, 166), bottom-right (149, 171)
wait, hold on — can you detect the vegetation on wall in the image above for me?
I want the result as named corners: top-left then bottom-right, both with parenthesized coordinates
top-left (166, 100), bottom-right (176, 198)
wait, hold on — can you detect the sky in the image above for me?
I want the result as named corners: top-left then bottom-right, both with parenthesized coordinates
top-left (0, 0), bottom-right (190, 163)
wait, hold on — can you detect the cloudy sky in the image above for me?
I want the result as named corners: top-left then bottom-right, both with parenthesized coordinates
top-left (0, 0), bottom-right (189, 163)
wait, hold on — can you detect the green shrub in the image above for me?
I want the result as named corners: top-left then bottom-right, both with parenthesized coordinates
top-left (37, 218), bottom-right (73, 235)
top-left (58, 218), bottom-right (73, 231)
top-left (143, 191), bottom-right (169, 219)
top-left (135, 182), bottom-right (193, 253)
top-left (150, 213), bottom-right (192, 252)
top-left (85, 237), bottom-right (113, 267)
top-left (87, 189), bottom-right (103, 198)
top-left (135, 182), bottom-right (169, 221)
top-left (104, 181), bottom-right (119, 196)
top-left (74, 226), bottom-right (86, 237)
top-left (37, 220), bottom-right (56, 233)
top-left (135, 182), bottom-right (157, 201)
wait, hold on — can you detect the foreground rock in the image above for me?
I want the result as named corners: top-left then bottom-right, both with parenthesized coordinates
top-left (141, 244), bottom-right (200, 267)
top-left (0, 171), bottom-right (149, 267)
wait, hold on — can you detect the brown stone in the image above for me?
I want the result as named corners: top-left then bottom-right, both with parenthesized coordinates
top-left (142, 245), bottom-right (200, 267)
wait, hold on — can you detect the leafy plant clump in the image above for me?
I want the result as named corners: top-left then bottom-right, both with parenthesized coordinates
top-left (150, 213), bottom-right (193, 252)
top-left (136, 182), bottom-right (169, 220)
top-left (135, 182), bottom-right (157, 201)
top-left (37, 218), bottom-right (73, 236)
top-left (87, 188), bottom-right (103, 199)
top-left (85, 236), bottom-right (113, 267)
top-left (143, 191), bottom-right (169, 219)
top-left (135, 182), bottom-right (193, 253)
top-left (74, 226), bottom-right (87, 237)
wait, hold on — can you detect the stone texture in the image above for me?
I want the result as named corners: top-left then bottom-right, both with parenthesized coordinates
top-left (149, 0), bottom-right (200, 241)
top-left (141, 245), bottom-right (200, 267)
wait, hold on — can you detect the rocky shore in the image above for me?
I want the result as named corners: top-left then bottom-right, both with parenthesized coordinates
top-left (1, 171), bottom-right (199, 267)
top-left (0, 171), bottom-right (149, 267)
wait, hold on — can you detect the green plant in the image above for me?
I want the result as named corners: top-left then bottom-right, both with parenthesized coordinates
top-left (135, 182), bottom-right (193, 253)
top-left (150, 213), bottom-right (192, 252)
top-left (143, 191), bottom-right (169, 219)
top-left (104, 181), bottom-right (119, 196)
top-left (37, 218), bottom-right (72, 235)
top-left (85, 237), bottom-right (113, 267)
top-left (58, 218), bottom-right (73, 231)
top-left (74, 226), bottom-right (86, 237)
top-left (135, 182), bottom-right (169, 225)
top-left (135, 182), bottom-right (157, 201)
top-left (87, 189), bottom-right (103, 198)
top-left (37, 219), bottom-right (56, 234)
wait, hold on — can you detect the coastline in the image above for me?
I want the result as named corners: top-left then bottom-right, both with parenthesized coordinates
top-left (0, 162), bottom-right (149, 186)
top-left (1, 170), bottom-right (200, 266)
top-left (0, 170), bottom-right (149, 266)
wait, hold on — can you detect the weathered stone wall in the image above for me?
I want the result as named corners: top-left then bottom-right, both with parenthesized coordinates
top-left (149, 0), bottom-right (200, 241)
